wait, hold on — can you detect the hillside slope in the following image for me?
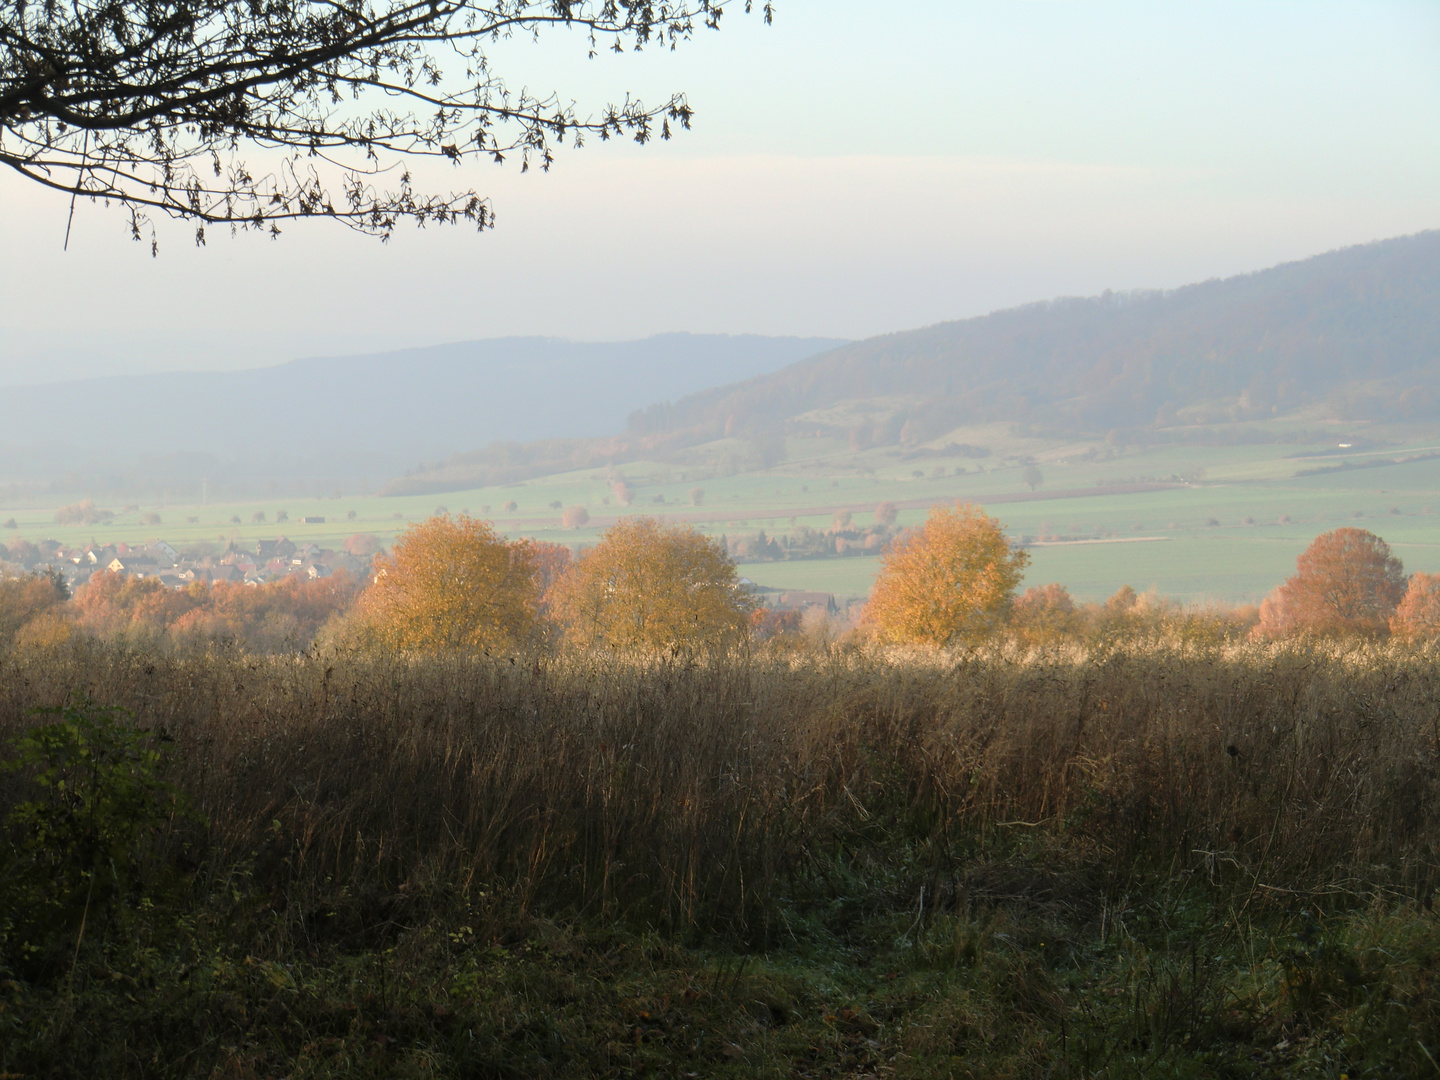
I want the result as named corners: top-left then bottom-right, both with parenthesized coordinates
top-left (625, 231), bottom-right (1440, 448)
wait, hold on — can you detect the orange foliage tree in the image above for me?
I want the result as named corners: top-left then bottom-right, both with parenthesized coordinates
top-left (1391, 572), bottom-right (1440, 638)
top-left (72, 569), bottom-right (361, 651)
top-left (353, 514), bottom-right (541, 651)
top-left (169, 573), bottom-right (362, 651)
top-left (72, 571), bottom-right (202, 637)
top-left (865, 503), bottom-right (1028, 646)
top-left (549, 517), bottom-right (755, 652)
top-left (1256, 528), bottom-right (1407, 637)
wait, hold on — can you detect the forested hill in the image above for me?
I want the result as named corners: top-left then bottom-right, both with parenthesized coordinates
top-left (626, 231), bottom-right (1440, 446)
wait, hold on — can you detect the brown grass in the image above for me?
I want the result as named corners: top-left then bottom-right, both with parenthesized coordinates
top-left (3, 635), bottom-right (1437, 944)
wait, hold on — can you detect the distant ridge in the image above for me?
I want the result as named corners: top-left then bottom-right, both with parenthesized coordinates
top-left (624, 231), bottom-right (1440, 446)
top-left (0, 333), bottom-right (847, 496)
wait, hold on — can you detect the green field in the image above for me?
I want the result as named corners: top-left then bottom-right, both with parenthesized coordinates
top-left (6, 417), bottom-right (1440, 603)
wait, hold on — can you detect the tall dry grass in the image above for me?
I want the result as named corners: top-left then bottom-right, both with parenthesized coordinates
top-left (2, 635), bottom-right (1438, 941)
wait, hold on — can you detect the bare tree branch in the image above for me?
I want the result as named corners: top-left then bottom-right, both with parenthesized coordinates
top-left (0, 0), bottom-right (772, 250)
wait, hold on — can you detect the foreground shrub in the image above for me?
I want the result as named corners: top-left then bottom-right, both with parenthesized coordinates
top-left (0, 701), bottom-right (193, 982)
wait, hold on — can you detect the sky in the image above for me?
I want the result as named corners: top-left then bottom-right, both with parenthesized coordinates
top-left (2, 0), bottom-right (1438, 383)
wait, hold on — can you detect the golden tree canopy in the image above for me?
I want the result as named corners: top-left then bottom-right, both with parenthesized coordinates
top-left (865, 502), bottom-right (1029, 647)
top-left (550, 517), bottom-right (756, 652)
top-left (355, 514), bottom-right (540, 651)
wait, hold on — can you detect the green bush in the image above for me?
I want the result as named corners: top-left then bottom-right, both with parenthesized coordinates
top-left (0, 701), bottom-right (194, 982)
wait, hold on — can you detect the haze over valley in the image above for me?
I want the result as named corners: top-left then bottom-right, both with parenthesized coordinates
top-left (6, 232), bottom-right (1440, 605)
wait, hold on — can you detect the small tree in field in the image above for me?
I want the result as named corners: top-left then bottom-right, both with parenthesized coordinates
top-left (550, 517), bottom-right (755, 652)
top-left (875, 501), bottom-right (899, 527)
top-left (1391, 572), bottom-right (1440, 638)
top-left (865, 503), bottom-right (1028, 647)
top-left (1256, 528), bottom-right (1406, 637)
top-left (353, 514), bottom-right (540, 651)
top-left (561, 506), bottom-right (590, 530)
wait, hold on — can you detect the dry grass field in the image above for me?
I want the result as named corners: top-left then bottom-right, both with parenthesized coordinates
top-left (3, 636), bottom-right (1440, 1076)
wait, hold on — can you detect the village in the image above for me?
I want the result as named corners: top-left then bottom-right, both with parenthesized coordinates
top-left (1, 535), bottom-right (375, 593)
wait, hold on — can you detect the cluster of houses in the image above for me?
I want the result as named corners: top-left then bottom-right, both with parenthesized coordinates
top-left (7, 536), bottom-right (373, 592)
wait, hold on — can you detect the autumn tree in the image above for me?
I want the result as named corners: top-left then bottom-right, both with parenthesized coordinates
top-left (72, 570), bottom-right (202, 638)
top-left (562, 506), bottom-right (590, 529)
top-left (171, 572), bottom-right (363, 651)
top-left (1255, 528), bottom-right (1406, 637)
top-left (353, 514), bottom-right (541, 651)
top-left (0, 568), bottom-right (69, 646)
top-left (1010, 582), bottom-right (1075, 638)
top-left (1391, 572), bottom-right (1440, 638)
top-left (549, 517), bottom-right (755, 652)
top-left (875, 501), bottom-right (898, 527)
top-left (2, 1), bottom-right (766, 247)
top-left (864, 502), bottom-right (1029, 647)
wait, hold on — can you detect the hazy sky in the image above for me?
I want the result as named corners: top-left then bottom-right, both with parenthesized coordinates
top-left (2, 0), bottom-right (1438, 383)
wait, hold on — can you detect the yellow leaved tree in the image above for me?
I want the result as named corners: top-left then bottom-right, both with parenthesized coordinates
top-left (352, 514), bottom-right (541, 651)
top-left (865, 502), bottom-right (1028, 646)
top-left (550, 517), bottom-right (756, 652)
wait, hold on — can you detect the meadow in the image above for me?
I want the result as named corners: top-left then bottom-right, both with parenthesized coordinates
top-left (3, 634), bottom-right (1440, 1077)
top-left (6, 417), bottom-right (1440, 606)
